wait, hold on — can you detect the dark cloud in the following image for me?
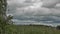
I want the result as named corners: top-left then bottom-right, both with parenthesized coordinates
top-left (24, 0), bottom-right (34, 3)
top-left (12, 15), bottom-right (60, 27)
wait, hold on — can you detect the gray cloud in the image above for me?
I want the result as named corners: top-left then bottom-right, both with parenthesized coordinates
top-left (7, 0), bottom-right (60, 18)
top-left (13, 7), bottom-right (60, 16)
top-left (7, 0), bottom-right (60, 26)
top-left (42, 0), bottom-right (60, 8)
top-left (12, 15), bottom-right (60, 27)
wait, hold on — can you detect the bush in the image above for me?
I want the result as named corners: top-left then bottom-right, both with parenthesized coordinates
top-left (56, 25), bottom-right (60, 30)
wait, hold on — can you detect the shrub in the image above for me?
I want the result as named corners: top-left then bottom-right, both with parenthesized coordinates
top-left (56, 25), bottom-right (60, 30)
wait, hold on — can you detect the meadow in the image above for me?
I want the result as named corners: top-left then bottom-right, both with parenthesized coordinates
top-left (6, 25), bottom-right (60, 34)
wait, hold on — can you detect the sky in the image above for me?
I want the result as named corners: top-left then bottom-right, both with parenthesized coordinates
top-left (7, 0), bottom-right (60, 27)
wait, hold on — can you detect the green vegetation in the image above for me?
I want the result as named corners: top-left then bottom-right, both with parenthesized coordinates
top-left (0, 0), bottom-right (60, 34)
top-left (6, 25), bottom-right (60, 34)
top-left (0, 0), bottom-right (13, 34)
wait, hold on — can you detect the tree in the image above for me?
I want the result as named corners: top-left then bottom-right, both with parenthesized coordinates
top-left (0, 0), bottom-right (13, 34)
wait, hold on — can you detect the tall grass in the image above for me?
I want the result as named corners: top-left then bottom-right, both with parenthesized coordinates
top-left (6, 25), bottom-right (60, 34)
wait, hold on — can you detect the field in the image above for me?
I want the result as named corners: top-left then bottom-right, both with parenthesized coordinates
top-left (6, 25), bottom-right (60, 34)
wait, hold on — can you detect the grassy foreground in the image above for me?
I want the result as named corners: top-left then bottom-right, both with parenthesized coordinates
top-left (6, 25), bottom-right (60, 34)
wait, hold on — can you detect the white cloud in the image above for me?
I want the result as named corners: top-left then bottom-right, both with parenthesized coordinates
top-left (55, 3), bottom-right (60, 7)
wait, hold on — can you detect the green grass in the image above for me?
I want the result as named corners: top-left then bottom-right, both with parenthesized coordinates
top-left (6, 25), bottom-right (60, 34)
